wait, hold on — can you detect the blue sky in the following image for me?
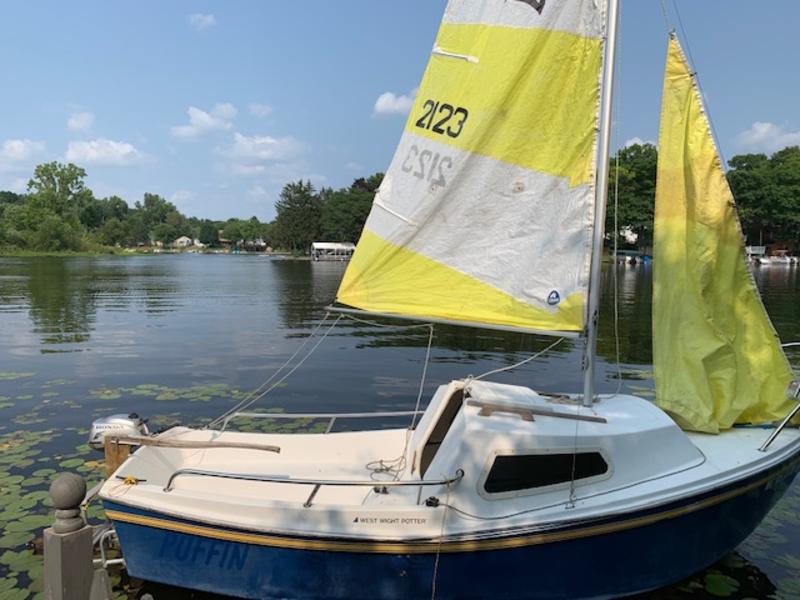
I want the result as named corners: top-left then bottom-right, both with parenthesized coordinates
top-left (1, 1), bottom-right (798, 221)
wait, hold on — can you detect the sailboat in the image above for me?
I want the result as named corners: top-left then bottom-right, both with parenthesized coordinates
top-left (99, 1), bottom-right (800, 598)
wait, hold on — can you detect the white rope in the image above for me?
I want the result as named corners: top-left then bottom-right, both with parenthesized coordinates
top-left (215, 315), bottom-right (342, 431)
top-left (343, 313), bottom-right (436, 480)
top-left (470, 337), bottom-right (565, 382)
top-left (412, 324), bottom-right (435, 429)
top-left (210, 313), bottom-right (334, 428)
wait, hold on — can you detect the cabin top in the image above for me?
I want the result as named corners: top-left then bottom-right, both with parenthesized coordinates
top-left (403, 380), bottom-right (704, 510)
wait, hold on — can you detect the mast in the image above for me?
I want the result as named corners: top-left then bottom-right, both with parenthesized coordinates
top-left (582, 0), bottom-right (621, 406)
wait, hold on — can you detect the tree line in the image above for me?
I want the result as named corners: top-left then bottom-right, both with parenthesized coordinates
top-left (1, 146), bottom-right (798, 254)
top-left (605, 144), bottom-right (800, 250)
top-left (0, 162), bottom-right (382, 253)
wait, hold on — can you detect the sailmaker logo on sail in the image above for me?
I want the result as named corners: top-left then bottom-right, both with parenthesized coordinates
top-left (515, 0), bottom-right (546, 14)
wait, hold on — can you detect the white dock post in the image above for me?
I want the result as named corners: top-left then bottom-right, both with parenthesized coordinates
top-left (44, 473), bottom-right (113, 600)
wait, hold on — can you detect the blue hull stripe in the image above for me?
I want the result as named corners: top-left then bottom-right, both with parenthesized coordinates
top-left (104, 452), bottom-right (800, 599)
top-left (105, 451), bottom-right (800, 554)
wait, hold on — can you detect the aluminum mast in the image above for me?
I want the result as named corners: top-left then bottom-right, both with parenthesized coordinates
top-left (583, 0), bottom-right (621, 406)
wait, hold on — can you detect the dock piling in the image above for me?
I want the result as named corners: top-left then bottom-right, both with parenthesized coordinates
top-left (44, 473), bottom-right (113, 600)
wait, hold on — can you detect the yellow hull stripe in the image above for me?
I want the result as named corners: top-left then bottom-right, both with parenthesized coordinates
top-left (105, 456), bottom-right (798, 555)
top-left (337, 230), bottom-right (584, 332)
top-left (407, 23), bottom-right (602, 187)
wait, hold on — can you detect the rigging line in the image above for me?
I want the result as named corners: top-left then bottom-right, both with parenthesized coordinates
top-left (217, 315), bottom-right (343, 432)
top-left (471, 337), bottom-right (565, 382)
top-left (567, 397), bottom-right (582, 509)
top-left (411, 324), bottom-right (435, 430)
top-left (658, 0), bottom-right (673, 34)
top-left (430, 484), bottom-right (451, 600)
top-left (366, 322), bottom-right (434, 482)
top-left (342, 313), bottom-right (435, 480)
top-left (209, 312), bottom-right (333, 429)
top-left (339, 312), bottom-right (434, 331)
top-left (612, 2), bottom-right (624, 396)
top-left (671, 0), bottom-right (728, 170)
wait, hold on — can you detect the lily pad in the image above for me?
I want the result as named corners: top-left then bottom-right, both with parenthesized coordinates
top-left (89, 388), bottom-right (122, 401)
top-left (0, 373), bottom-right (34, 381)
top-left (0, 531), bottom-right (34, 549)
top-left (704, 572), bottom-right (741, 597)
top-left (57, 458), bottom-right (83, 469)
top-left (0, 548), bottom-right (38, 572)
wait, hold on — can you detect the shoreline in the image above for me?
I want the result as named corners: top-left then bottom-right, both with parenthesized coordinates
top-left (0, 248), bottom-right (307, 259)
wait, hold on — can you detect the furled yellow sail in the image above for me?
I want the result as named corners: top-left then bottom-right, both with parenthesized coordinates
top-left (336, 1), bottom-right (608, 334)
top-left (653, 36), bottom-right (795, 433)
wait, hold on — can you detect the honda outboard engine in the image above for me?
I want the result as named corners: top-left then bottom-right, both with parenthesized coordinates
top-left (89, 413), bottom-right (149, 450)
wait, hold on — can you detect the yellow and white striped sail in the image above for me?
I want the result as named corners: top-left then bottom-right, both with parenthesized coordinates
top-left (654, 36), bottom-right (795, 433)
top-left (336, 0), bottom-right (608, 333)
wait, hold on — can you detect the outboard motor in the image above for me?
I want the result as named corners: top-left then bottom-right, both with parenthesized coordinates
top-left (89, 413), bottom-right (149, 451)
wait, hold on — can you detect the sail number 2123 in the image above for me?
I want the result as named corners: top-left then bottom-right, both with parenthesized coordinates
top-left (414, 100), bottom-right (468, 138)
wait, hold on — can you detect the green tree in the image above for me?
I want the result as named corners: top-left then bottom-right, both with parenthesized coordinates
top-left (101, 196), bottom-right (129, 222)
top-left (728, 146), bottom-right (800, 245)
top-left (221, 220), bottom-right (243, 243)
top-left (273, 180), bottom-right (322, 251)
top-left (96, 218), bottom-right (130, 246)
top-left (197, 220), bottom-right (219, 246)
top-left (321, 189), bottom-right (373, 242)
top-left (136, 193), bottom-right (176, 230)
top-left (27, 162), bottom-right (92, 219)
top-left (605, 144), bottom-right (658, 248)
top-left (152, 222), bottom-right (178, 245)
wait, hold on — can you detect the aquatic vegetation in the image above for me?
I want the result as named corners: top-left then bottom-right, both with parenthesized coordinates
top-left (0, 374), bottom-right (34, 382)
top-left (89, 388), bottom-right (122, 401)
top-left (89, 381), bottom-right (249, 405)
top-left (703, 571), bottom-right (741, 597)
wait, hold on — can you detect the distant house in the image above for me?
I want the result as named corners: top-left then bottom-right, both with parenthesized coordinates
top-left (311, 242), bottom-right (355, 261)
top-left (174, 236), bottom-right (194, 248)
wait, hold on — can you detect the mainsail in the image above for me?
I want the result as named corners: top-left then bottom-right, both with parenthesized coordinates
top-left (336, 0), bottom-right (609, 334)
top-left (653, 36), bottom-right (795, 433)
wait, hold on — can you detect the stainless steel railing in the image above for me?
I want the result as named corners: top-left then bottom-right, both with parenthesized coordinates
top-left (220, 409), bottom-right (424, 434)
top-left (759, 342), bottom-right (800, 452)
top-left (163, 468), bottom-right (464, 507)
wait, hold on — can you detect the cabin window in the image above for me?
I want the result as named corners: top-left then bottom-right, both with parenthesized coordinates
top-left (483, 452), bottom-right (608, 494)
top-left (419, 388), bottom-right (464, 477)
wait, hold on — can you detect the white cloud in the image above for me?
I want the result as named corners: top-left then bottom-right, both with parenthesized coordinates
top-left (249, 103), bottom-right (273, 118)
top-left (67, 112), bottom-right (95, 132)
top-left (189, 13), bottom-right (216, 31)
top-left (226, 132), bottom-right (302, 162)
top-left (264, 162), bottom-right (327, 187)
top-left (736, 122), bottom-right (800, 154)
top-left (0, 139), bottom-right (45, 163)
top-left (624, 137), bottom-right (655, 148)
top-left (231, 164), bottom-right (267, 176)
top-left (373, 89), bottom-right (417, 117)
top-left (345, 161), bottom-right (364, 172)
top-left (170, 190), bottom-right (195, 209)
top-left (65, 138), bottom-right (142, 166)
top-left (247, 185), bottom-right (269, 200)
top-left (171, 103), bottom-right (237, 139)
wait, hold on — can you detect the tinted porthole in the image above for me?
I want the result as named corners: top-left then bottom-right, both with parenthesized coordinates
top-left (484, 453), bottom-right (608, 494)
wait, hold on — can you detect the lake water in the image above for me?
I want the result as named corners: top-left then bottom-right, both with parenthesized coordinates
top-left (0, 255), bottom-right (798, 599)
